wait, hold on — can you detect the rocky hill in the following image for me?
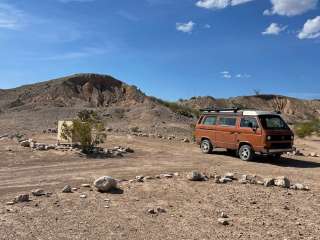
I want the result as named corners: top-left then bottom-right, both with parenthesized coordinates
top-left (179, 95), bottom-right (320, 124)
top-left (0, 74), bottom-right (192, 135)
top-left (0, 73), bottom-right (319, 135)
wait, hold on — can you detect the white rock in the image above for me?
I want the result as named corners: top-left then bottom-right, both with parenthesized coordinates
top-left (217, 218), bottom-right (229, 225)
top-left (94, 176), bottom-right (117, 192)
top-left (274, 176), bottom-right (290, 188)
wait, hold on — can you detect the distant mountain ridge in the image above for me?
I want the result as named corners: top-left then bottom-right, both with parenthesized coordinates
top-left (0, 73), bottom-right (319, 134)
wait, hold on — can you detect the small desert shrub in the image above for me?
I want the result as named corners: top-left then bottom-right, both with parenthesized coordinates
top-left (151, 97), bottom-right (199, 118)
top-left (61, 110), bottom-right (106, 153)
top-left (294, 119), bottom-right (320, 138)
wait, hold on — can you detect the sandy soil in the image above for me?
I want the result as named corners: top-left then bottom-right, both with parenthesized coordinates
top-left (0, 134), bottom-right (320, 240)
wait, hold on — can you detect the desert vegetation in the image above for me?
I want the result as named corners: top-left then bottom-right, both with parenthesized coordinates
top-left (61, 110), bottom-right (106, 153)
top-left (294, 119), bottom-right (320, 138)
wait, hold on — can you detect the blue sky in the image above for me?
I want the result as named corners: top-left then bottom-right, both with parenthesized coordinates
top-left (0, 0), bottom-right (319, 100)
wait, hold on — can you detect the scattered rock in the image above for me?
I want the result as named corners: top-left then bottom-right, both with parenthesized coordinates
top-left (220, 212), bottom-right (228, 218)
top-left (135, 176), bottom-right (144, 182)
top-left (62, 185), bottom-right (72, 193)
top-left (293, 150), bottom-right (304, 156)
top-left (264, 178), bottom-right (275, 187)
top-left (144, 176), bottom-right (154, 181)
top-left (20, 140), bottom-right (31, 147)
top-left (94, 176), bottom-right (117, 192)
top-left (6, 201), bottom-right (15, 206)
top-left (72, 187), bottom-right (78, 191)
top-left (214, 175), bottom-right (222, 183)
top-left (308, 152), bottom-right (318, 157)
top-left (15, 194), bottom-right (29, 203)
top-left (224, 172), bottom-right (236, 180)
top-left (217, 218), bottom-right (229, 225)
top-left (160, 173), bottom-right (174, 179)
top-left (31, 189), bottom-right (46, 196)
top-left (187, 171), bottom-right (207, 181)
top-left (291, 183), bottom-right (310, 191)
top-left (148, 209), bottom-right (157, 214)
top-left (239, 175), bottom-right (248, 184)
top-left (156, 207), bottom-right (166, 213)
top-left (183, 138), bottom-right (190, 143)
top-left (125, 147), bottom-right (134, 153)
top-left (219, 177), bottom-right (233, 184)
top-left (81, 184), bottom-right (91, 188)
top-left (80, 194), bottom-right (87, 199)
top-left (274, 176), bottom-right (290, 188)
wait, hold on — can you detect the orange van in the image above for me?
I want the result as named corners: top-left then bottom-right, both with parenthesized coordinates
top-left (194, 108), bottom-right (295, 161)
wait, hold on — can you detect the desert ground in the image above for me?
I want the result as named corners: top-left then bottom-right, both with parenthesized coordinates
top-left (1, 133), bottom-right (320, 240)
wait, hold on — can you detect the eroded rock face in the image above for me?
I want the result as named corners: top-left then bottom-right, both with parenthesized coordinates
top-left (94, 176), bottom-right (117, 192)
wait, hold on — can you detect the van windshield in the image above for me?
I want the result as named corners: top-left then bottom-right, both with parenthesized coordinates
top-left (258, 115), bottom-right (289, 130)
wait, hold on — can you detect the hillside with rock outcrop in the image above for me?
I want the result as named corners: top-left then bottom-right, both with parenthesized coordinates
top-left (179, 95), bottom-right (320, 124)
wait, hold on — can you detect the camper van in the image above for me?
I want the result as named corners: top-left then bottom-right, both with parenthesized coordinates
top-left (194, 108), bottom-right (295, 161)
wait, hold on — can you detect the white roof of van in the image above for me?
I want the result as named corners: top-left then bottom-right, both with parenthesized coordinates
top-left (242, 110), bottom-right (279, 116)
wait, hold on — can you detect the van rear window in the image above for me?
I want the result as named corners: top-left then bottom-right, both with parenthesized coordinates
top-left (218, 117), bottom-right (237, 126)
top-left (202, 116), bottom-right (217, 125)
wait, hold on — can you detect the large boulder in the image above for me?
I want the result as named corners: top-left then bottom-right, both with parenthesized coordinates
top-left (94, 176), bottom-right (117, 192)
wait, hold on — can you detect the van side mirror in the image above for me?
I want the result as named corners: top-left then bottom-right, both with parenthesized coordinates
top-left (252, 126), bottom-right (258, 132)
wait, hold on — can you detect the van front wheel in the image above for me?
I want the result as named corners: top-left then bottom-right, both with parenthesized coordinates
top-left (200, 139), bottom-right (213, 154)
top-left (238, 145), bottom-right (254, 161)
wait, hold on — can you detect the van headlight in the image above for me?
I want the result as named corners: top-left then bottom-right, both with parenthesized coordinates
top-left (267, 136), bottom-right (272, 141)
top-left (291, 135), bottom-right (294, 140)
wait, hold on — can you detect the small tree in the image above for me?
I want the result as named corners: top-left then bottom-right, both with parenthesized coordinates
top-left (61, 110), bottom-right (106, 153)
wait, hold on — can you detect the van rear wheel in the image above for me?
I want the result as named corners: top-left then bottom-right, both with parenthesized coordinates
top-left (200, 139), bottom-right (213, 154)
top-left (238, 145), bottom-right (254, 161)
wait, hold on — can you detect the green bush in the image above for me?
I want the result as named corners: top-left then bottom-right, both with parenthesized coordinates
top-left (150, 97), bottom-right (199, 118)
top-left (294, 119), bottom-right (320, 138)
top-left (61, 110), bottom-right (106, 153)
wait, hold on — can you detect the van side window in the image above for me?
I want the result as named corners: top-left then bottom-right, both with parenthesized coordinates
top-left (202, 116), bottom-right (217, 125)
top-left (218, 117), bottom-right (237, 126)
top-left (240, 118), bottom-right (258, 128)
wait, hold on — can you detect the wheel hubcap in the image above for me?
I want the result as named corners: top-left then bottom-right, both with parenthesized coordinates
top-left (241, 148), bottom-right (250, 160)
top-left (202, 142), bottom-right (209, 151)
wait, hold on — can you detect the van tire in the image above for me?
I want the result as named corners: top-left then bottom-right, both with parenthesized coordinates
top-left (238, 145), bottom-right (254, 161)
top-left (200, 139), bottom-right (213, 154)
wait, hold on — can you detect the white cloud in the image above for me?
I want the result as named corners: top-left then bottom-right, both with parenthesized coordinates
top-left (298, 16), bottom-right (320, 39)
top-left (176, 21), bottom-right (195, 33)
top-left (204, 24), bottom-right (211, 29)
top-left (220, 71), bottom-right (251, 79)
top-left (263, 0), bottom-right (318, 17)
top-left (0, 3), bottom-right (25, 30)
top-left (196, 0), bottom-right (254, 10)
top-left (262, 23), bottom-right (287, 35)
top-left (236, 73), bottom-right (251, 78)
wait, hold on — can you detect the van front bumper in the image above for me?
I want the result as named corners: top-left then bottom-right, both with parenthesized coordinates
top-left (262, 147), bottom-right (296, 154)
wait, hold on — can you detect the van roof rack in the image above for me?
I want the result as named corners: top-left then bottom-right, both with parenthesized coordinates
top-left (200, 107), bottom-right (241, 113)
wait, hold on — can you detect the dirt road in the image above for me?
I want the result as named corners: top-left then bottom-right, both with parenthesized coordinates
top-left (1, 134), bottom-right (320, 239)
